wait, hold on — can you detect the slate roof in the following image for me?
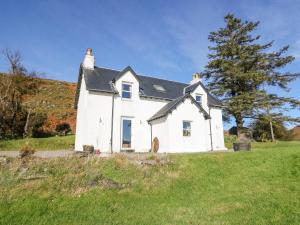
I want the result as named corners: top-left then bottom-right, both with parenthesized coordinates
top-left (148, 93), bottom-right (211, 122)
top-left (74, 65), bottom-right (223, 108)
top-left (184, 81), bottom-right (223, 107)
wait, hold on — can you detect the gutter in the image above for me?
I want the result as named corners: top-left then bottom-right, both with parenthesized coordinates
top-left (110, 83), bottom-right (116, 153)
top-left (150, 123), bottom-right (153, 152)
top-left (209, 107), bottom-right (213, 151)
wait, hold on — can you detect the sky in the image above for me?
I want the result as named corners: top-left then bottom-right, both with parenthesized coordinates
top-left (0, 0), bottom-right (299, 128)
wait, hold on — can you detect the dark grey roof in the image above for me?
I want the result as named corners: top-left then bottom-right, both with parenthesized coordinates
top-left (75, 65), bottom-right (222, 108)
top-left (148, 94), bottom-right (210, 122)
top-left (84, 66), bottom-right (188, 100)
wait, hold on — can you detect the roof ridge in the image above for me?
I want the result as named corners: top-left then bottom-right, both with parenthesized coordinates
top-left (94, 66), bottom-right (121, 72)
top-left (95, 65), bottom-right (188, 86)
top-left (137, 74), bottom-right (188, 86)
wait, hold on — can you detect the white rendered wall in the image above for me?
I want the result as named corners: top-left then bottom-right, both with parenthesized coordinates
top-left (112, 71), bottom-right (167, 152)
top-left (166, 98), bottom-right (211, 153)
top-left (151, 117), bottom-right (169, 152)
top-left (75, 70), bottom-right (226, 152)
top-left (190, 85), bottom-right (209, 112)
top-left (75, 75), bottom-right (88, 151)
top-left (75, 71), bottom-right (114, 152)
top-left (75, 70), bottom-right (168, 152)
top-left (190, 84), bottom-right (226, 150)
top-left (210, 108), bottom-right (226, 150)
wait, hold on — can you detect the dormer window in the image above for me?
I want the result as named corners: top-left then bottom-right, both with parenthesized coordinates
top-left (195, 94), bottom-right (202, 105)
top-left (122, 82), bottom-right (132, 99)
top-left (153, 84), bottom-right (166, 93)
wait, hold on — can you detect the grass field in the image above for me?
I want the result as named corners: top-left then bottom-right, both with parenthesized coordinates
top-left (0, 135), bottom-right (75, 151)
top-left (0, 141), bottom-right (299, 225)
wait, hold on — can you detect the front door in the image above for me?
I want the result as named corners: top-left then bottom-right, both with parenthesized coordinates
top-left (122, 118), bottom-right (132, 149)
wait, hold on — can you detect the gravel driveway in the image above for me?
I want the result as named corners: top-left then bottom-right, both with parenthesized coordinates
top-left (0, 150), bottom-right (74, 158)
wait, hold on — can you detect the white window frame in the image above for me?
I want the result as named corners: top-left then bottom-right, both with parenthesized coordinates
top-left (120, 117), bottom-right (133, 150)
top-left (183, 120), bottom-right (192, 137)
top-left (195, 94), bottom-right (202, 105)
top-left (121, 82), bottom-right (132, 100)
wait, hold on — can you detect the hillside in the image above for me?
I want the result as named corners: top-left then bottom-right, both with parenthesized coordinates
top-left (0, 141), bottom-right (299, 224)
top-left (25, 77), bottom-right (77, 132)
top-left (0, 73), bottom-right (77, 133)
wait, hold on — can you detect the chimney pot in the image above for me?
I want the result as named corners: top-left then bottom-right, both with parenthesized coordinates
top-left (190, 73), bottom-right (201, 84)
top-left (82, 48), bottom-right (95, 70)
top-left (86, 48), bottom-right (92, 55)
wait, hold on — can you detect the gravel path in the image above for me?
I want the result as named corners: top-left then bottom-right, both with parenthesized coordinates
top-left (0, 150), bottom-right (74, 158)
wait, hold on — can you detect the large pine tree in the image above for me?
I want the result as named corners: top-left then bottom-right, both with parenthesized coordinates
top-left (204, 14), bottom-right (300, 137)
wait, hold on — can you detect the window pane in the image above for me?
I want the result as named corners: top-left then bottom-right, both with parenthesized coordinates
top-left (122, 91), bottom-right (131, 99)
top-left (196, 95), bottom-right (202, 103)
top-left (122, 119), bottom-right (131, 148)
top-left (122, 83), bottom-right (131, 91)
top-left (183, 121), bottom-right (191, 136)
top-left (183, 121), bottom-right (191, 129)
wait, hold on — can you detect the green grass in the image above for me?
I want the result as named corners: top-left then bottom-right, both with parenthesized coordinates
top-left (0, 135), bottom-right (75, 151)
top-left (0, 141), bottom-right (299, 225)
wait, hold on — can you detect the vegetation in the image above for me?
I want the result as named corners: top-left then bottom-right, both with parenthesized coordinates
top-left (19, 145), bottom-right (36, 158)
top-left (55, 122), bottom-right (72, 136)
top-left (0, 141), bottom-right (299, 225)
top-left (0, 135), bottom-right (75, 151)
top-left (0, 49), bottom-right (41, 139)
top-left (204, 14), bottom-right (300, 138)
top-left (251, 115), bottom-right (293, 141)
top-left (292, 126), bottom-right (300, 140)
top-left (0, 50), bottom-right (76, 140)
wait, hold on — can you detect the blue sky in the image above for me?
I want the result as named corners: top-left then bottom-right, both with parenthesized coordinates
top-left (0, 0), bottom-right (299, 128)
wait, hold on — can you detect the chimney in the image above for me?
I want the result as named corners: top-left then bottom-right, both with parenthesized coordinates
top-left (190, 73), bottom-right (201, 84)
top-left (82, 48), bottom-right (94, 70)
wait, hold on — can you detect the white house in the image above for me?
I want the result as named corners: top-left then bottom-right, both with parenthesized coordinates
top-left (75, 49), bottom-right (226, 153)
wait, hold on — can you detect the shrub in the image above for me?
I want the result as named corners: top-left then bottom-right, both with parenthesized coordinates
top-left (19, 145), bottom-right (36, 158)
top-left (251, 115), bottom-right (293, 141)
top-left (31, 113), bottom-right (50, 137)
top-left (55, 122), bottom-right (71, 136)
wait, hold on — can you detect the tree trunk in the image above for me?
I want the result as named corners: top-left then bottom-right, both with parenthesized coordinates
top-left (24, 110), bottom-right (31, 138)
top-left (266, 105), bottom-right (275, 142)
top-left (269, 120), bottom-right (275, 142)
top-left (235, 113), bottom-right (244, 139)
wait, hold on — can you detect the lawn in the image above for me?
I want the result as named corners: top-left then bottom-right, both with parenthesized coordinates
top-left (0, 141), bottom-right (299, 225)
top-left (0, 135), bottom-right (75, 151)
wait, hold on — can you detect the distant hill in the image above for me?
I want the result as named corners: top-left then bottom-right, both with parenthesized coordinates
top-left (1, 73), bottom-right (77, 133)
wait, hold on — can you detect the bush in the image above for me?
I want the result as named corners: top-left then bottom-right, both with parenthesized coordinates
top-left (251, 115), bottom-right (293, 141)
top-left (19, 145), bottom-right (36, 158)
top-left (55, 122), bottom-right (71, 136)
top-left (31, 113), bottom-right (50, 138)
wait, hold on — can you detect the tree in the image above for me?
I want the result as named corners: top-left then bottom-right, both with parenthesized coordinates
top-left (0, 73), bottom-right (27, 139)
top-left (204, 14), bottom-right (300, 138)
top-left (251, 114), bottom-right (293, 141)
top-left (0, 49), bottom-right (40, 139)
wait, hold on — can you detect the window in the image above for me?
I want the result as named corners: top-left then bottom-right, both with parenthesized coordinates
top-left (195, 94), bottom-right (202, 105)
top-left (153, 84), bottom-right (166, 92)
top-left (122, 83), bottom-right (132, 99)
top-left (183, 121), bottom-right (191, 136)
top-left (122, 119), bottom-right (132, 148)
